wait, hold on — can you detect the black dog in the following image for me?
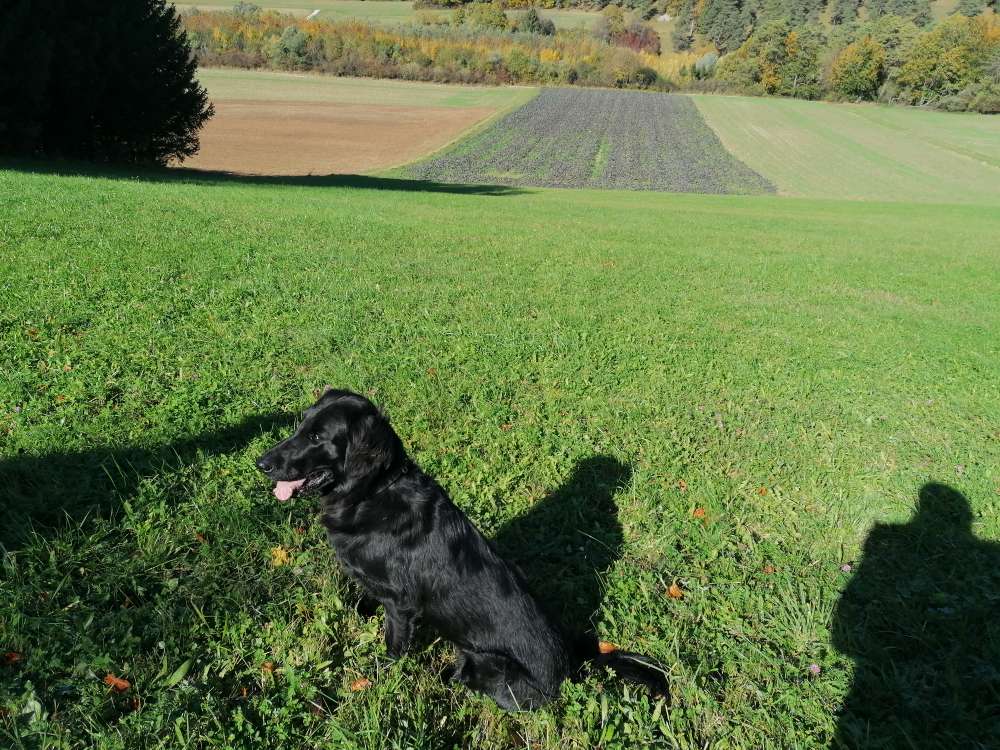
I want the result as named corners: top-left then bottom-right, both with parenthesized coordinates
top-left (256, 389), bottom-right (667, 710)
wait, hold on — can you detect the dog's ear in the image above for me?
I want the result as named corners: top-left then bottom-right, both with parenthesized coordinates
top-left (337, 412), bottom-right (395, 497)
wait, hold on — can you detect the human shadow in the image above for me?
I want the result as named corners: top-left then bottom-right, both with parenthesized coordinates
top-left (0, 158), bottom-right (529, 195)
top-left (0, 412), bottom-right (289, 553)
top-left (492, 456), bottom-right (629, 635)
top-left (831, 482), bottom-right (1000, 749)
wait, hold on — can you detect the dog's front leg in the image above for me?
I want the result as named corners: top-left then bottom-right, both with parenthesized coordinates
top-left (383, 602), bottom-right (417, 659)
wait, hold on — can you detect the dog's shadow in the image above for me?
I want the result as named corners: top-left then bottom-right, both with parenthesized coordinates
top-left (0, 413), bottom-right (289, 553)
top-left (492, 455), bottom-right (629, 633)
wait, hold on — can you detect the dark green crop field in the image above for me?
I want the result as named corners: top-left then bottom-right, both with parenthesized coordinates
top-left (2, 165), bottom-right (999, 749)
top-left (405, 89), bottom-right (774, 195)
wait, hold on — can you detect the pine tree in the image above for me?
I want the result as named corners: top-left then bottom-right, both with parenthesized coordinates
top-left (671, 0), bottom-right (697, 50)
top-left (872, 0), bottom-right (932, 25)
top-left (0, 0), bottom-right (213, 164)
top-left (699, 0), bottom-right (747, 52)
top-left (955, 0), bottom-right (984, 16)
top-left (830, 0), bottom-right (859, 24)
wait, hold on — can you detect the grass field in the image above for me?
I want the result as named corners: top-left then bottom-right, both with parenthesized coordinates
top-left (184, 69), bottom-right (536, 175)
top-left (174, 0), bottom-right (602, 28)
top-left (196, 67), bottom-right (536, 109)
top-left (693, 94), bottom-right (1000, 203)
top-left (2, 159), bottom-right (999, 748)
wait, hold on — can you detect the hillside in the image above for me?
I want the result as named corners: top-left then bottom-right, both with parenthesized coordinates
top-left (3, 162), bottom-right (999, 747)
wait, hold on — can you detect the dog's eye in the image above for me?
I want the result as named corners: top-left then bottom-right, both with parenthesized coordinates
top-left (309, 432), bottom-right (322, 444)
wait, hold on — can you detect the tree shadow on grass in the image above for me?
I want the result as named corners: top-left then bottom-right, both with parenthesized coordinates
top-left (831, 482), bottom-right (1000, 749)
top-left (492, 455), bottom-right (630, 636)
top-left (0, 412), bottom-right (289, 553)
top-left (0, 158), bottom-right (529, 195)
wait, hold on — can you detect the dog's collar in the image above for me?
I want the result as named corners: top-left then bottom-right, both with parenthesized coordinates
top-left (371, 460), bottom-right (412, 497)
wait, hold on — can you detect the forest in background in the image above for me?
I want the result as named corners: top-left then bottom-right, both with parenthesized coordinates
top-left (184, 1), bottom-right (1000, 111)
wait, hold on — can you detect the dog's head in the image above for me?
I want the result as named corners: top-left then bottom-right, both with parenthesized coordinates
top-left (256, 389), bottom-right (401, 502)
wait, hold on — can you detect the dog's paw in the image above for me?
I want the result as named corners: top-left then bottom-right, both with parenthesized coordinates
top-left (440, 662), bottom-right (466, 685)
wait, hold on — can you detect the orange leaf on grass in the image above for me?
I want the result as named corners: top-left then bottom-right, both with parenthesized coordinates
top-left (757, 486), bottom-right (768, 496)
top-left (103, 674), bottom-right (130, 693)
top-left (261, 661), bottom-right (275, 674)
top-left (677, 479), bottom-right (688, 492)
top-left (598, 641), bottom-right (618, 654)
top-left (667, 583), bottom-right (684, 599)
top-left (692, 507), bottom-right (706, 519)
top-left (2, 652), bottom-right (23, 666)
top-left (270, 546), bottom-right (290, 567)
top-left (349, 677), bottom-right (372, 692)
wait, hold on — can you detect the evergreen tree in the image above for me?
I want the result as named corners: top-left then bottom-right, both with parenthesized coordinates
top-left (699, 0), bottom-right (747, 52)
top-left (0, 0), bottom-right (212, 164)
top-left (870, 0), bottom-right (932, 25)
top-left (830, 0), bottom-right (859, 24)
top-left (785, 0), bottom-right (824, 25)
top-left (955, 0), bottom-right (984, 16)
top-left (671, 0), bottom-right (697, 50)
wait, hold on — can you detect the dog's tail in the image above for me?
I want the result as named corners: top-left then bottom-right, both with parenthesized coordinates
top-left (575, 636), bottom-right (669, 699)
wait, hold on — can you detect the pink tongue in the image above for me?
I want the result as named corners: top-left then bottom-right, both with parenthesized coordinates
top-left (273, 479), bottom-right (306, 502)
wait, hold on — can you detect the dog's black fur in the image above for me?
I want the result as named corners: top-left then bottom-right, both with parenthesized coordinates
top-left (256, 389), bottom-right (667, 710)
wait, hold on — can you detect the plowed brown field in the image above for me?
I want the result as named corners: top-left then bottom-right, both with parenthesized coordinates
top-left (184, 99), bottom-right (495, 176)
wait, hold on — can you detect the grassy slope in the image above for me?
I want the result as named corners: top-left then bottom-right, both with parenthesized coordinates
top-left (197, 67), bottom-right (538, 109)
top-left (2, 165), bottom-right (999, 748)
top-left (693, 94), bottom-right (1000, 203)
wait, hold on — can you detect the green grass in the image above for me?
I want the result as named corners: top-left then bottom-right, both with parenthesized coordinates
top-left (692, 94), bottom-right (1000, 203)
top-left (196, 67), bottom-right (538, 109)
top-left (2, 164), bottom-right (999, 749)
top-left (175, 0), bottom-right (411, 19)
top-left (174, 0), bottom-right (602, 27)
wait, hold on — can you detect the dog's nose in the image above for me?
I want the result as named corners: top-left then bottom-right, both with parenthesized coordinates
top-left (256, 457), bottom-right (274, 474)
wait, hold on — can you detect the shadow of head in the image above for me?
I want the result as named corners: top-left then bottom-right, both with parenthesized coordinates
top-left (831, 482), bottom-right (1000, 748)
top-left (492, 455), bottom-right (630, 631)
top-left (0, 412), bottom-right (290, 552)
top-left (914, 481), bottom-right (974, 530)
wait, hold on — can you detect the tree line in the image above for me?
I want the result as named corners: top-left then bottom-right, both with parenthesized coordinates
top-left (183, 6), bottom-right (666, 90)
top-left (187, 3), bottom-right (1000, 113)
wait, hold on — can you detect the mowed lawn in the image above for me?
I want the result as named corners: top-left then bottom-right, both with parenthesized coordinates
top-left (184, 69), bottom-right (536, 175)
top-left (2, 163), bottom-right (999, 748)
top-left (694, 94), bottom-right (1000, 203)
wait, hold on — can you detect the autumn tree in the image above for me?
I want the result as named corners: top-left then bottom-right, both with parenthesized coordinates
top-left (896, 15), bottom-right (997, 102)
top-left (832, 36), bottom-right (887, 98)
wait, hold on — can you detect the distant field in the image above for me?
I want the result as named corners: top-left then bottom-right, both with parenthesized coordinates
top-left (694, 95), bottom-right (1000, 203)
top-left (405, 89), bottom-right (773, 194)
top-left (184, 68), bottom-right (536, 175)
top-left (197, 67), bottom-right (534, 109)
top-left (174, 0), bottom-right (601, 27)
